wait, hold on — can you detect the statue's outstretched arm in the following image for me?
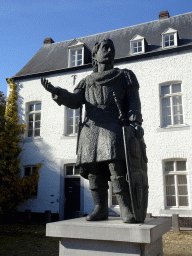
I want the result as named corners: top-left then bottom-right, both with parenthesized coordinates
top-left (41, 78), bottom-right (84, 109)
top-left (41, 78), bottom-right (56, 93)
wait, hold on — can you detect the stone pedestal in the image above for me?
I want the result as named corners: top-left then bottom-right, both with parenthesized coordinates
top-left (46, 217), bottom-right (171, 256)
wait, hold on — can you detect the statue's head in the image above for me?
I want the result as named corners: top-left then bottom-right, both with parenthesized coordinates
top-left (92, 39), bottom-right (115, 72)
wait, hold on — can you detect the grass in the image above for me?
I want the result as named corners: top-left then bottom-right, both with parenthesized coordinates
top-left (0, 223), bottom-right (59, 256)
top-left (0, 222), bottom-right (192, 255)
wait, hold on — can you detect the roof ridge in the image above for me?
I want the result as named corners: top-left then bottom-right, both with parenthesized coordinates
top-left (51, 11), bottom-right (192, 45)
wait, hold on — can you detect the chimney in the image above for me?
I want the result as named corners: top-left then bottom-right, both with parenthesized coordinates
top-left (159, 11), bottom-right (170, 19)
top-left (44, 38), bottom-right (55, 44)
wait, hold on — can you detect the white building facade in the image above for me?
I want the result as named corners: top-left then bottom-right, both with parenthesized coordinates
top-left (10, 11), bottom-right (192, 221)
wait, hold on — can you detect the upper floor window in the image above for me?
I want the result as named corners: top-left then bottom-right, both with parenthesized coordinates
top-left (164, 159), bottom-right (189, 208)
top-left (160, 83), bottom-right (183, 127)
top-left (27, 102), bottom-right (41, 137)
top-left (164, 34), bottom-right (174, 47)
top-left (130, 35), bottom-right (146, 55)
top-left (162, 28), bottom-right (178, 48)
top-left (70, 49), bottom-right (83, 67)
top-left (65, 107), bottom-right (79, 135)
top-left (68, 39), bottom-right (84, 67)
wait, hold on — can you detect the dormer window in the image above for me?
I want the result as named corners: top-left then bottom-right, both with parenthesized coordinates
top-left (71, 49), bottom-right (82, 67)
top-left (68, 39), bottom-right (84, 67)
top-left (133, 41), bottom-right (142, 53)
top-left (162, 28), bottom-right (178, 49)
top-left (130, 35), bottom-right (146, 55)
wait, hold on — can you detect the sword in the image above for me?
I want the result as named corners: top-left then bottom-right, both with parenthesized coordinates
top-left (76, 105), bottom-right (82, 155)
top-left (113, 92), bottom-right (136, 221)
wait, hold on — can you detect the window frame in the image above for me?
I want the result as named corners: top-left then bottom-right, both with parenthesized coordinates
top-left (64, 107), bottom-right (80, 136)
top-left (24, 165), bottom-right (37, 177)
top-left (64, 163), bottom-right (80, 178)
top-left (68, 45), bottom-right (84, 68)
top-left (26, 102), bottom-right (41, 138)
top-left (108, 182), bottom-right (120, 215)
top-left (162, 28), bottom-right (178, 49)
top-left (130, 35), bottom-right (145, 55)
top-left (163, 159), bottom-right (189, 209)
top-left (160, 82), bottom-right (184, 128)
top-left (131, 40), bottom-right (144, 54)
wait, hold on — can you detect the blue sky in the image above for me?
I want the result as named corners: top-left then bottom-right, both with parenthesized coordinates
top-left (0, 0), bottom-right (191, 96)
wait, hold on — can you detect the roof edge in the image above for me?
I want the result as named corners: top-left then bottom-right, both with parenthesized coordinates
top-left (10, 43), bottom-right (192, 82)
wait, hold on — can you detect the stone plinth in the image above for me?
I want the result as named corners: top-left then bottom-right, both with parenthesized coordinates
top-left (46, 217), bottom-right (171, 256)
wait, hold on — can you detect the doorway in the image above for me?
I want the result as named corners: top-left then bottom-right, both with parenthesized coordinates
top-left (64, 164), bottom-right (81, 220)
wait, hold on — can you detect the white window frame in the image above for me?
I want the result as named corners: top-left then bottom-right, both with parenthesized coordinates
top-left (163, 159), bottom-right (189, 209)
top-left (130, 35), bottom-right (145, 55)
top-left (26, 102), bottom-right (41, 138)
top-left (68, 47), bottom-right (84, 67)
top-left (68, 40), bottom-right (85, 68)
top-left (162, 28), bottom-right (178, 49)
top-left (64, 107), bottom-right (80, 136)
top-left (64, 163), bottom-right (80, 178)
top-left (160, 82), bottom-right (184, 128)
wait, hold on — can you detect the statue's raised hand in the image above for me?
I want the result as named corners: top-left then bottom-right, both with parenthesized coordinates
top-left (41, 78), bottom-right (56, 93)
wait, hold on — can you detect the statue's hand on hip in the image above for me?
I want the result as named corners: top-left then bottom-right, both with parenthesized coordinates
top-left (130, 122), bottom-right (144, 139)
top-left (41, 78), bottom-right (56, 94)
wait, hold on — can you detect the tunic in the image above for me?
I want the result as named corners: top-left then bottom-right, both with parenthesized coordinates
top-left (52, 68), bottom-right (142, 167)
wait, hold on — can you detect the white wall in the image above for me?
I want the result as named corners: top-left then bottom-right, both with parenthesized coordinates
top-left (16, 49), bottom-right (192, 217)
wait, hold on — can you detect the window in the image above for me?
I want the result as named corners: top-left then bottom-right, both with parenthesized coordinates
top-left (65, 164), bottom-right (80, 176)
top-left (24, 166), bottom-right (38, 196)
top-left (164, 160), bottom-right (189, 208)
top-left (164, 34), bottom-right (174, 47)
top-left (65, 107), bottom-right (79, 135)
top-left (24, 166), bottom-right (37, 177)
top-left (133, 41), bottom-right (142, 53)
top-left (162, 28), bottom-right (178, 48)
top-left (111, 186), bottom-right (118, 206)
top-left (27, 102), bottom-right (41, 137)
top-left (130, 35), bottom-right (146, 55)
top-left (70, 49), bottom-right (83, 67)
top-left (160, 83), bottom-right (183, 127)
top-left (108, 182), bottom-right (119, 211)
top-left (68, 39), bottom-right (84, 67)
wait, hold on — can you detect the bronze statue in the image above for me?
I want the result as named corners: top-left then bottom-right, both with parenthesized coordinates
top-left (41, 39), bottom-right (148, 223)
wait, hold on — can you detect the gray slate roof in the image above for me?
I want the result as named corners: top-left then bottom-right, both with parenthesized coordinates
top-left (14, 12), bottom-right (192, 78)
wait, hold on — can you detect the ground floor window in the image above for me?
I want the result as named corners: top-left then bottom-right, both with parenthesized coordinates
top-left (64, 164), bottom-right (80, 176)
top-left (24, 166), bottom-right (38, 196)
top-left (164, 159), bottom-right (189, 208)
top-left (108, 182), bottom-right (119, 207)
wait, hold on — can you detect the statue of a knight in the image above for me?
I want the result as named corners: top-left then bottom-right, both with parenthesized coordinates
top-left (41, 39), bottom-right (148, 223)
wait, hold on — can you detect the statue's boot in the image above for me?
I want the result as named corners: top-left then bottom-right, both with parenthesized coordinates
top-left (86, 174), bottom-right (108, 221)
top-left (111, 176), bottom-right (136, 223)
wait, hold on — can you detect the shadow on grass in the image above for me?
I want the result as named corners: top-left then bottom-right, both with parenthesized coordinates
top-left (0, 223), bottom-right (59, 256)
